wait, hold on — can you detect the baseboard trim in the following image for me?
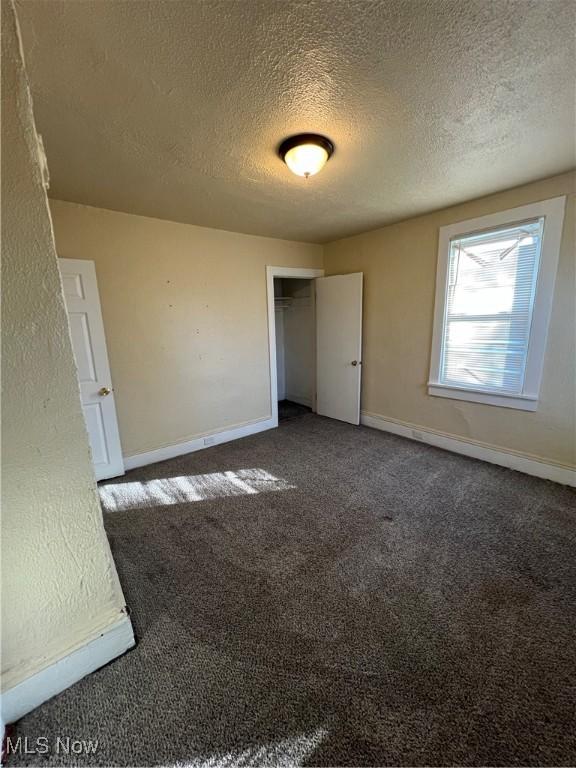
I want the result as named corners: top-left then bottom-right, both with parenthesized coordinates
top-left (360, 410), bottom-right (576, 487)
top-left (124, 417), bottom-right (276, 471)
top-left (1, 615), bottom-right (134, 724)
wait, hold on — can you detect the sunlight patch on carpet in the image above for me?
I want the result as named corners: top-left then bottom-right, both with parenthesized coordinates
top-left (171, 726), bottom-right (328, 767)
top-left (100, 469), bottom-right (295, 511)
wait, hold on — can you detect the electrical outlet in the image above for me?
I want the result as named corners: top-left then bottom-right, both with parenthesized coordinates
top-left (203, 436), bottom-right (215, 447)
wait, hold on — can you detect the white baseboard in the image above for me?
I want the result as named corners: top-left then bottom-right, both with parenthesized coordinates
top-left (360, 410), bottom-right (576, 487)
top-left (285, 394), bottom-right (312, 408)
top-left (124, 416), bottom-right (276, 471)
top-left (1, 615), bottom-right (134, 724)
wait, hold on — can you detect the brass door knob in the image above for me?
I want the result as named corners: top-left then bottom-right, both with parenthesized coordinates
top-left (98, 386), bottom-right (112, 397)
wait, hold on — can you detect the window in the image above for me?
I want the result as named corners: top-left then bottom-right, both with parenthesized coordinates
top-left (428, 197), bottom-right (566, 411)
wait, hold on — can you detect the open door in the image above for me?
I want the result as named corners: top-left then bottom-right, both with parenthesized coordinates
top-left (316, 273), bottom-right (363, 425)
top-left (59, 258), bottom-right (125, 480)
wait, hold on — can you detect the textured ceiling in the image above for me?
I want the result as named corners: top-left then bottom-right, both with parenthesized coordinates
top-left (16, 0), bottom-right (576, 243)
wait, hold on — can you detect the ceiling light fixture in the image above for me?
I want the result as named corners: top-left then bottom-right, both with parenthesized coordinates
top-left (278, 133), bottom-right (334, 179)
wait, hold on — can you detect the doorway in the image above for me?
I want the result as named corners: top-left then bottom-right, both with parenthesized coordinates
top-left (266, 267), bottom-right (324, 427)
top-left (274, 276), bottom-right (316, 422)
top-left (266, 266), bottom-right (364, 428)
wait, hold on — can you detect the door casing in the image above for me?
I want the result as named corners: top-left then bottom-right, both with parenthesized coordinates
top-left (266, 266), bottom-right (324, 427)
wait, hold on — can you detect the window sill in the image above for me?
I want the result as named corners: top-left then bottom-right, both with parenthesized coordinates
top-left (427, 383), bottom-right (538, 411)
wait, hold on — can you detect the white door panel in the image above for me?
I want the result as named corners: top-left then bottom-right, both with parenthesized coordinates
top-left (59, 258), bottom-right (124, 480)
top-left (316, 273), bottom-right (363, 425)
top-left (83, 404), bottom-right (110, 465)
top-left (68, 312), bottom-right (97, 381)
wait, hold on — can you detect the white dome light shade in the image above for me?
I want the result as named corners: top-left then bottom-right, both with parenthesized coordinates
top-left (279, 134), bottom-right (334, 179)
top-left (284, 143), bottom-right (328, 177)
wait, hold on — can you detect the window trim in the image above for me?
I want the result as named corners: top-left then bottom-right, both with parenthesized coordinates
top-left (428, 196), bottom-right (566, 411)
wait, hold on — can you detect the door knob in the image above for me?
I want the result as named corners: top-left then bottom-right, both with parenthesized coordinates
top-left (351, 360), bottom-right (361, 366)
top-left (98, 386), bottom-right (112, 397)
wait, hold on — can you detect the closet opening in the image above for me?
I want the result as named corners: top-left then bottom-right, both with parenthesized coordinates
top-left (273, 277), bottom-right (316, 422)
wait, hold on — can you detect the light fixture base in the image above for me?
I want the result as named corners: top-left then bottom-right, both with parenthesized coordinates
top-left (278, 133), bottom-right (335, 161)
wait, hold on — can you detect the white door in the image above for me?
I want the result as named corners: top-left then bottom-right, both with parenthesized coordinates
top-left (59, 258), bottom-right (124, 480)
top-left (316, 273), bottom-right (363, 425)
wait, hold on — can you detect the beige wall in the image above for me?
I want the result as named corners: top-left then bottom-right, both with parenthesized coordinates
top-left (51, 175), bottom-right (574, 468)
top-left (1, 1), bottom-right (129, 693)
top-left (49, 201), bottom-right (322, 458)
top-left (324, 172), bottom-right (576, 468)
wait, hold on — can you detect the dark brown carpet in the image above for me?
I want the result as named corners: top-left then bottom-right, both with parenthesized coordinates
top-left (278, 400), bottom-right (312, 422)
top-left (12, 414), bottom-right (576, 766)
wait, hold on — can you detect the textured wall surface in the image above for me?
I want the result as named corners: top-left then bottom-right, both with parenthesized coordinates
top-left (324, 171), bottom-right (576, 467)
top-left (15, 0), bottom-right (576, 243)
top-left (1, 2), bottom-right (129, 692)
top-left (49, 201), bottom-right (322, 458)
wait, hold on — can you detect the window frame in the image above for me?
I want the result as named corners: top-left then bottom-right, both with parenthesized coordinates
top-left (428, 196), bottom-right (566, 411)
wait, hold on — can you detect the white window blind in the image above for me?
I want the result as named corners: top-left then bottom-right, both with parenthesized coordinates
top-left (439, 218), bottom-right (544, 394)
